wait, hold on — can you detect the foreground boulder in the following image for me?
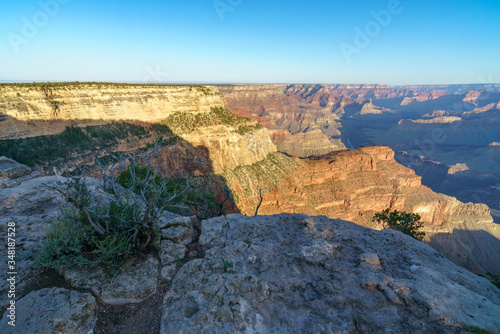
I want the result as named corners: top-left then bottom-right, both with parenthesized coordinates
top-left (0, 172), bottom-right (67, 309)
top-left (161, 214), bottom-right (500, 333)
top-left (0, 288), bottom-right (97, 334)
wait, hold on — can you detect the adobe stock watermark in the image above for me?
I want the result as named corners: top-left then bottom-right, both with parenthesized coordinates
top-left (143, 65), bottom-right (170, 83)
top-left (340, 0), bottom-right (412, 64)
top-left (410, 75), bottom-right (497, 162)
top-left (7, 0), bottom-right (71, 54)
top-left (5, 222), bottom-right (17, 327)
top-left (213, 0), bottom-right (243, 21)
top-left (478, 74), bottom-right (496, 100)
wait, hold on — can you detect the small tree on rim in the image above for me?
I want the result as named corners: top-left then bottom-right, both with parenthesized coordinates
top-left (373, 209), bottom-right (426, 241)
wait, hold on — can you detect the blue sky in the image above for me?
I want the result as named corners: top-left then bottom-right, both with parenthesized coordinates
top-left (0, 0), bottom-right (499, 85)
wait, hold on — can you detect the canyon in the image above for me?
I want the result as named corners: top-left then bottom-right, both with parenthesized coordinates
top-left (220, 84), bottom-right (500, 223)
top-left (1, 82), bottom-right (500, 333)
top-left (1, 83), bottom-right (499, 276)
top-left (0, 84), bottom-right (276, 175)
top-left (0, 84), bottom-right (223, 139)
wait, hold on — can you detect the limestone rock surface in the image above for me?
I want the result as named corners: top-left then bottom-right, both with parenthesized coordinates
top-left (160, 214), bottom-right (500, 333)
top-left (0, 288), bottom-right (97, 334)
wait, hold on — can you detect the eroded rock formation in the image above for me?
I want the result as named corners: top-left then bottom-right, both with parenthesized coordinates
top-left (219, 84), bottom-right (347, 157)
top-left (0, 84), bottom-right (277, 175)
top-left (220, 83), bottom-right (500, 222)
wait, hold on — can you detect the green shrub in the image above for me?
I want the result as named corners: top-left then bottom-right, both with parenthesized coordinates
top-left (37, 157), bottom-right (188, 269)
top-left (145, 135), bottom-right (177, 149)
top-left (91, 234), bottom-right (131, 265)
top-left (36, 193), bottom-right (150, 269)
top-left (373, 209), bottom-right (425, 241)
top-left (117, 165), bottom-right (186, 209)
top-left (36, 213), bottom-right (96, 269)
top-left (463, 325), bottom-right (493, 334)
top-left (117, 165), bottom-right (166, 190)
top-left (236, 123), bottom-right (264, 135)
top-left (485, 272), bottom-right (500, 289)
top-left (150, 123), bottom-right (172, 134)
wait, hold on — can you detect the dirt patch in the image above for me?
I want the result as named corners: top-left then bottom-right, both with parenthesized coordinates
top-left (94, 280), bottom-right (170, 334)
top-left (21, 268), bottom-right (71, 296)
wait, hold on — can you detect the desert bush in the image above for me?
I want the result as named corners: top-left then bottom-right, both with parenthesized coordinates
top-left (36, 144), bottom-right (188, 269)
top-left (117, 166), bottom-right (231, 219)
top-left (36, 213), bottom-right (96, 269)
top-left (373, 209), bottom-right (425, 241)
top-left (145, 135), bottom-right (177, 149)
top-left (462, 325), bottom-right (493, 334)
top-left (236, 123), bottom-right (264, 135)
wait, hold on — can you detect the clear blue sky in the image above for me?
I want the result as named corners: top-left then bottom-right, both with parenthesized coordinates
top-left (0, 0), bottom-right (499, 85)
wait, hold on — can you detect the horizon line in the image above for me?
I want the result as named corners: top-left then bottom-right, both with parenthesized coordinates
top-left (1, 80), bottom-right (500, 87)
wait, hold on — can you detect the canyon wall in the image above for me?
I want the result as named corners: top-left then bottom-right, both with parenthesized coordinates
top-left (151, 126), bottom-right (276, 176)
top-left (0, 84), bottom-right (277, 174)
top-left (0, 84), bottom-right (223, 139)
top-left (219, 85), bottom-right (347, 157)
top-left (220, 84), bottom-right (500, 217)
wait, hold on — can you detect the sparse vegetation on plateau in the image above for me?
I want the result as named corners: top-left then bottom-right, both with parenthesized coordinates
top-left (235, 123), bottom-right (264, 135)
top-left (0, 122), bottom-right (173, 168)
top-left (222, 152), bottom-right (299, 206)
top-left (0, 82), bottom-right (218, 97)
top-left (160, 106), bottom-right (263, 134)
top-left (0, 81), bottom-right (215, 90)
